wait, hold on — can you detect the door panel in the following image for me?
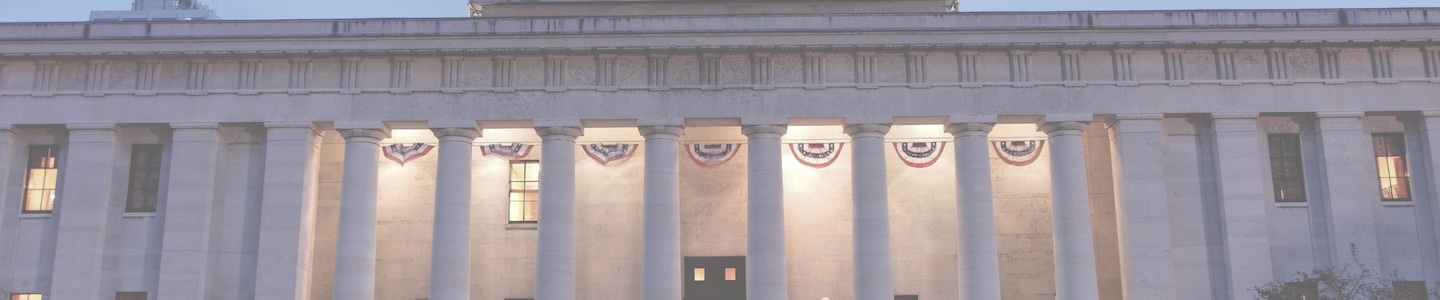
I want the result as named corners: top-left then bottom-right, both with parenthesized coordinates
top-left (684, 256), bottom-right (745, 300)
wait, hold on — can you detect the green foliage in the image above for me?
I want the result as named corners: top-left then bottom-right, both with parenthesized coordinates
top-left (1250, 244), bottom-right (1413, 300)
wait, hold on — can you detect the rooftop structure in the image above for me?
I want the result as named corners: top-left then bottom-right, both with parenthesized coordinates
top-left (89, 0), bottom-right (220, 22)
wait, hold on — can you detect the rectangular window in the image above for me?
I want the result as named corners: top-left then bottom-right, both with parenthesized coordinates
top-left (1395, 281), bottom-right (1428, 300)
top-left (126, 145), bottom-right (163, 212)
top-left (23, 146), bottom-right (60, 213)
top-left (1282, 281), bottom-right (1318, 300)
top-left (114, 292), bottom-right (146, 300)
top-left (10, 294), bottom-right (42, 300)
top-left (508, 160), bottom-right (540, 223)
top-left (1267, 134), bottom-right (1307, 202)
top-left (1373, 133), bottom-right (1412, 201)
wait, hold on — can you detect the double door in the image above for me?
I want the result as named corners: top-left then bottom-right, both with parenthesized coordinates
top-left (683, 256), bottom-right (745, 300)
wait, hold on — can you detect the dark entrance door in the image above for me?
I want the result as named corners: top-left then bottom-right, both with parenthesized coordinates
top-left (683, 256), bottom-right (745, 300)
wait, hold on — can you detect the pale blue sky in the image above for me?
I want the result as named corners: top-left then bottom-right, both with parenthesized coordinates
top-left (1, 0), bottom-right (1436, 22)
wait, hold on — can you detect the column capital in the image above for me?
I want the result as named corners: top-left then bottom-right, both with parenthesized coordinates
top-left (0, 124), bottom-right (12, 132)
top-left (945, 123), bottom-right (994, 137)
top-left (170, 122), bottom-right (221, 131)
top-left (338, 128), bottom-right (389, 141)
top-left (639, 125), bottom-right (684, 138)
top-left (535, 126), bottom-right (583, 141)
top-left (67, 123), bottom-right (118, 132)
top-left (1422, 111), bottom-right (1440, 118)
top-left (1106, 114), bottom-right (1163, 132)
top-left (742, 124), bottom-right (787, 137)
top-left (1313, 111), bottom-right (1365, 120)
top-left (1210, 113), bottom-right (1260, 120)
top-left (1039, 121), bottom-right (1089, 136)
top-left (432, 128), bottom-right (480, 141)
top-left (428, 120), bottom-right (480, 131)
top-left (844, 123), bottom-right (891, 138)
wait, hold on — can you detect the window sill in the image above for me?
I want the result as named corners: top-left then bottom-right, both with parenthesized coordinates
top-left (1381, 201), bottom-right (1415, 207)
top-left (124, 212), bottom-right (158, 218)
top-left (18, 213), bottom-right (52, 219)
top-left (505, 223), bottom-right (538, 230)
top-left (1275, 202), bottom-right (1309, 208)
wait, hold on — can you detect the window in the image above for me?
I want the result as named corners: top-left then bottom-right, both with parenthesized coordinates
top-left (693, 267), bottom-right (706, 281)
top-left (10, 294), bottom-right (42, 300)
top-left (725, 268), bottom-right (736, 281)
top-left (1395, 281), bottom-right (1428, 300)
top-left (114, 292), bottom-right (146, 300)
top-left (1279, 281), bottom-right (1318, 300)
top-left (895, 296), bottom-right (919, 300)
top-left (508, 160), bottom-right (540, 223)
top-left (23, 146), bottom-right (60, 213)
top-left (126, 145), bottom-right (163, 212)
top-left (1267, 134), bottom-right (1307, 202)
top-left (1373, 134), bottom-right (1412, 201)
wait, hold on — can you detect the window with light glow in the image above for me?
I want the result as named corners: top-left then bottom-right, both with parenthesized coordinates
top-left (693, 268), bottom-right (705, 281)
top-left (508, 160), bottom-right (540, 223)
top-left (23, 146), bottom-right (60, 213)
top-left (125, 145), bottom-right (163, 213)
top-left (1372, 134), bottom-right (1412, 201)
top-left (1266, 134), bottom-right (1307, 202)
top-left (725, 268), bottom-right (736, 281)
top-left (10, 293), bottom-right (42, 300)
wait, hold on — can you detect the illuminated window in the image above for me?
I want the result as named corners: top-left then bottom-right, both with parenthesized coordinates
top-left (115, 292), bottom-right (146, 300)
top-left (125, 145), bottom-right (163, 213)
top-left (693, 268), bottom-right (705, 281)
top-left (725, 268), bottom-right (736, 281)
top-left (1267, 134), bottom-right (1307, 202)
top-left (508, 160), bottom-right (540, 223)
top-left (23, 146), bottom-right (60, 213)
top-left (10, 293), bottom-right (42, 300)
top-left (1372, 134), bottom-right (1412, 201)
top-left (1395, 281), bottom-right (1428, 300)
top-left (1282, 281), bottom-right (1318, 299)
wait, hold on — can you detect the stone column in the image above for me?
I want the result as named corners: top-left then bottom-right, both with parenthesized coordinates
top-left (535, 124), bottom-right (583, 300)
top-left (0, 125), bottom-right (11, 292)
top-left (1208, 113), bottom-right (1276, 299)
top-left (1417, 111), bottom-right (1440, 280)
top-left (1039, 116), bottom-right (1101, 300)
top-left (156, 123), bottom-right (222, 300)
top-left (332, 124), bottom-right (390, 300)
top-left (640, 123), bottom-right (684, 300)
top-left (429, 122), bottom-right (480, 300)
top-left (1105, 115), bottom-right (1178, 299)
top-left (742, 123), bottom-right (788, 300)
top-left (1312, 112), bottom-right (1382, 267)
top-left (254, 122), bottom-right (323, 300)
top-left (945, 118), bottom-right (1002, 299)
top-left (845, 123), bottom-right (895, 300)
top-left (50, 124), bottom-right (120, 300)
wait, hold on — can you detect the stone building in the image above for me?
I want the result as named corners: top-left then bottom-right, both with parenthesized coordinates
top-left (1, 0), bottom-right (1439, 299)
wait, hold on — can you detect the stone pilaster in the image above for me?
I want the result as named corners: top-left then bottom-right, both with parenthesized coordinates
top-left (1313, 112), bottom-right (1382, 268)
top-left (156, 123), bottom-right (223, 300)
top-left (255, 122), bottom-right (323, 300)
top-left (1208, 113), bottom-right (1276, 299)
top-left (945, 117), bottom-right (1002, 300)
top-left (1106, 114), bottom-right (1178, 299)
top-left (50, 124), bottom-right (120, 300)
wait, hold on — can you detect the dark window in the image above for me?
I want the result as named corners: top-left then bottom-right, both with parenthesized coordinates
top-left (1373, 133), bottom-right (1412, 201)
top-left (1277, 281), bottom-right (1318, 300)
top-left (508, 160), bottom-right (540, 223)
top-left (126, 145), bottom-right (163, 212)
top-left (23, 146), bottom-right (60, 213)
top-left (895, 296), bottom-right (919, 300)
top-left (9, 293), bottom-right (42, 300)
top-left (1267, 134), bottom-right (1307, 202)
top-left (1395, 281), bottom-right (1428, 300)
top-left (114, 292), bottom-right (146, 300)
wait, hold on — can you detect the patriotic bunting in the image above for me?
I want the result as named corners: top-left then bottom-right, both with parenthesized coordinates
top-left (992, 140), bottom-right (1045, 166)
top-left (789, 143), bottom-right (844, 168)
top-left (382, 143), bottom-right (434, 166)
top-left (481, 143), bottom-right (534, 160)
top-left (583, 144), bottom-right (638, 165)
top-left (687, 143), bottom-right (741, 168)
top-left (893, 142), bottom-right (945, 168)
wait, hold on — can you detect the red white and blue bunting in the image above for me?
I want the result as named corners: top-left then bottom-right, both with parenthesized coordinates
top-left (481, 143), bottom-right (534, 160)
top-left (382, 143), bottom-right (434, 166)
top-left (992, 140), bottom-right (1045, 167)
top-left (583, 144), bottom-right (638, 165)
top-left (893, 142), bottom-right (945, 168)
top-left (687, 143), bottom-right (741, 168)
top-left (789, 143), bottom-right (844, 168)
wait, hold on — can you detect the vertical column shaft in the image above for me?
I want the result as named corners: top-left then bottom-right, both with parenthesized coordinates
top-left (254, 122), bottom-right (323, 300)
top-left (1040, 120), bottom-right (1101, 300)
top-left (640, 125), bottom-right (684, 300)
top-left (1106, 115), bottom-right (1178, 299)
top-left (50, 124), bottom-right (121, 299)
top-left (535, 126), bottom-right (583, 300)
top-left (0, 125), bottom-right (12, 293)
top-left (429, 126), bottom-right (480, 300)
top-left (846, 123), bottom-right (894, 300)
top-left (946, 120), bottom-right (1002, 299)
top-left (1312, 112), bottom-right (1383, 267)
top-left (1417, 111), bottom-right (1440, 283)
top-left (743, 124), bottom-right (788, 300)
top-left (1208, 114), bottom-right (1276, 299)
top-left (332, 127), bottom-right (389, 300)
top-left (156, 123), bottom-right (222, 300)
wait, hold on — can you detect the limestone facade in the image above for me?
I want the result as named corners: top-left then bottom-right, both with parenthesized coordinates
top-left (1, 7), bottom-right (1439, 300)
